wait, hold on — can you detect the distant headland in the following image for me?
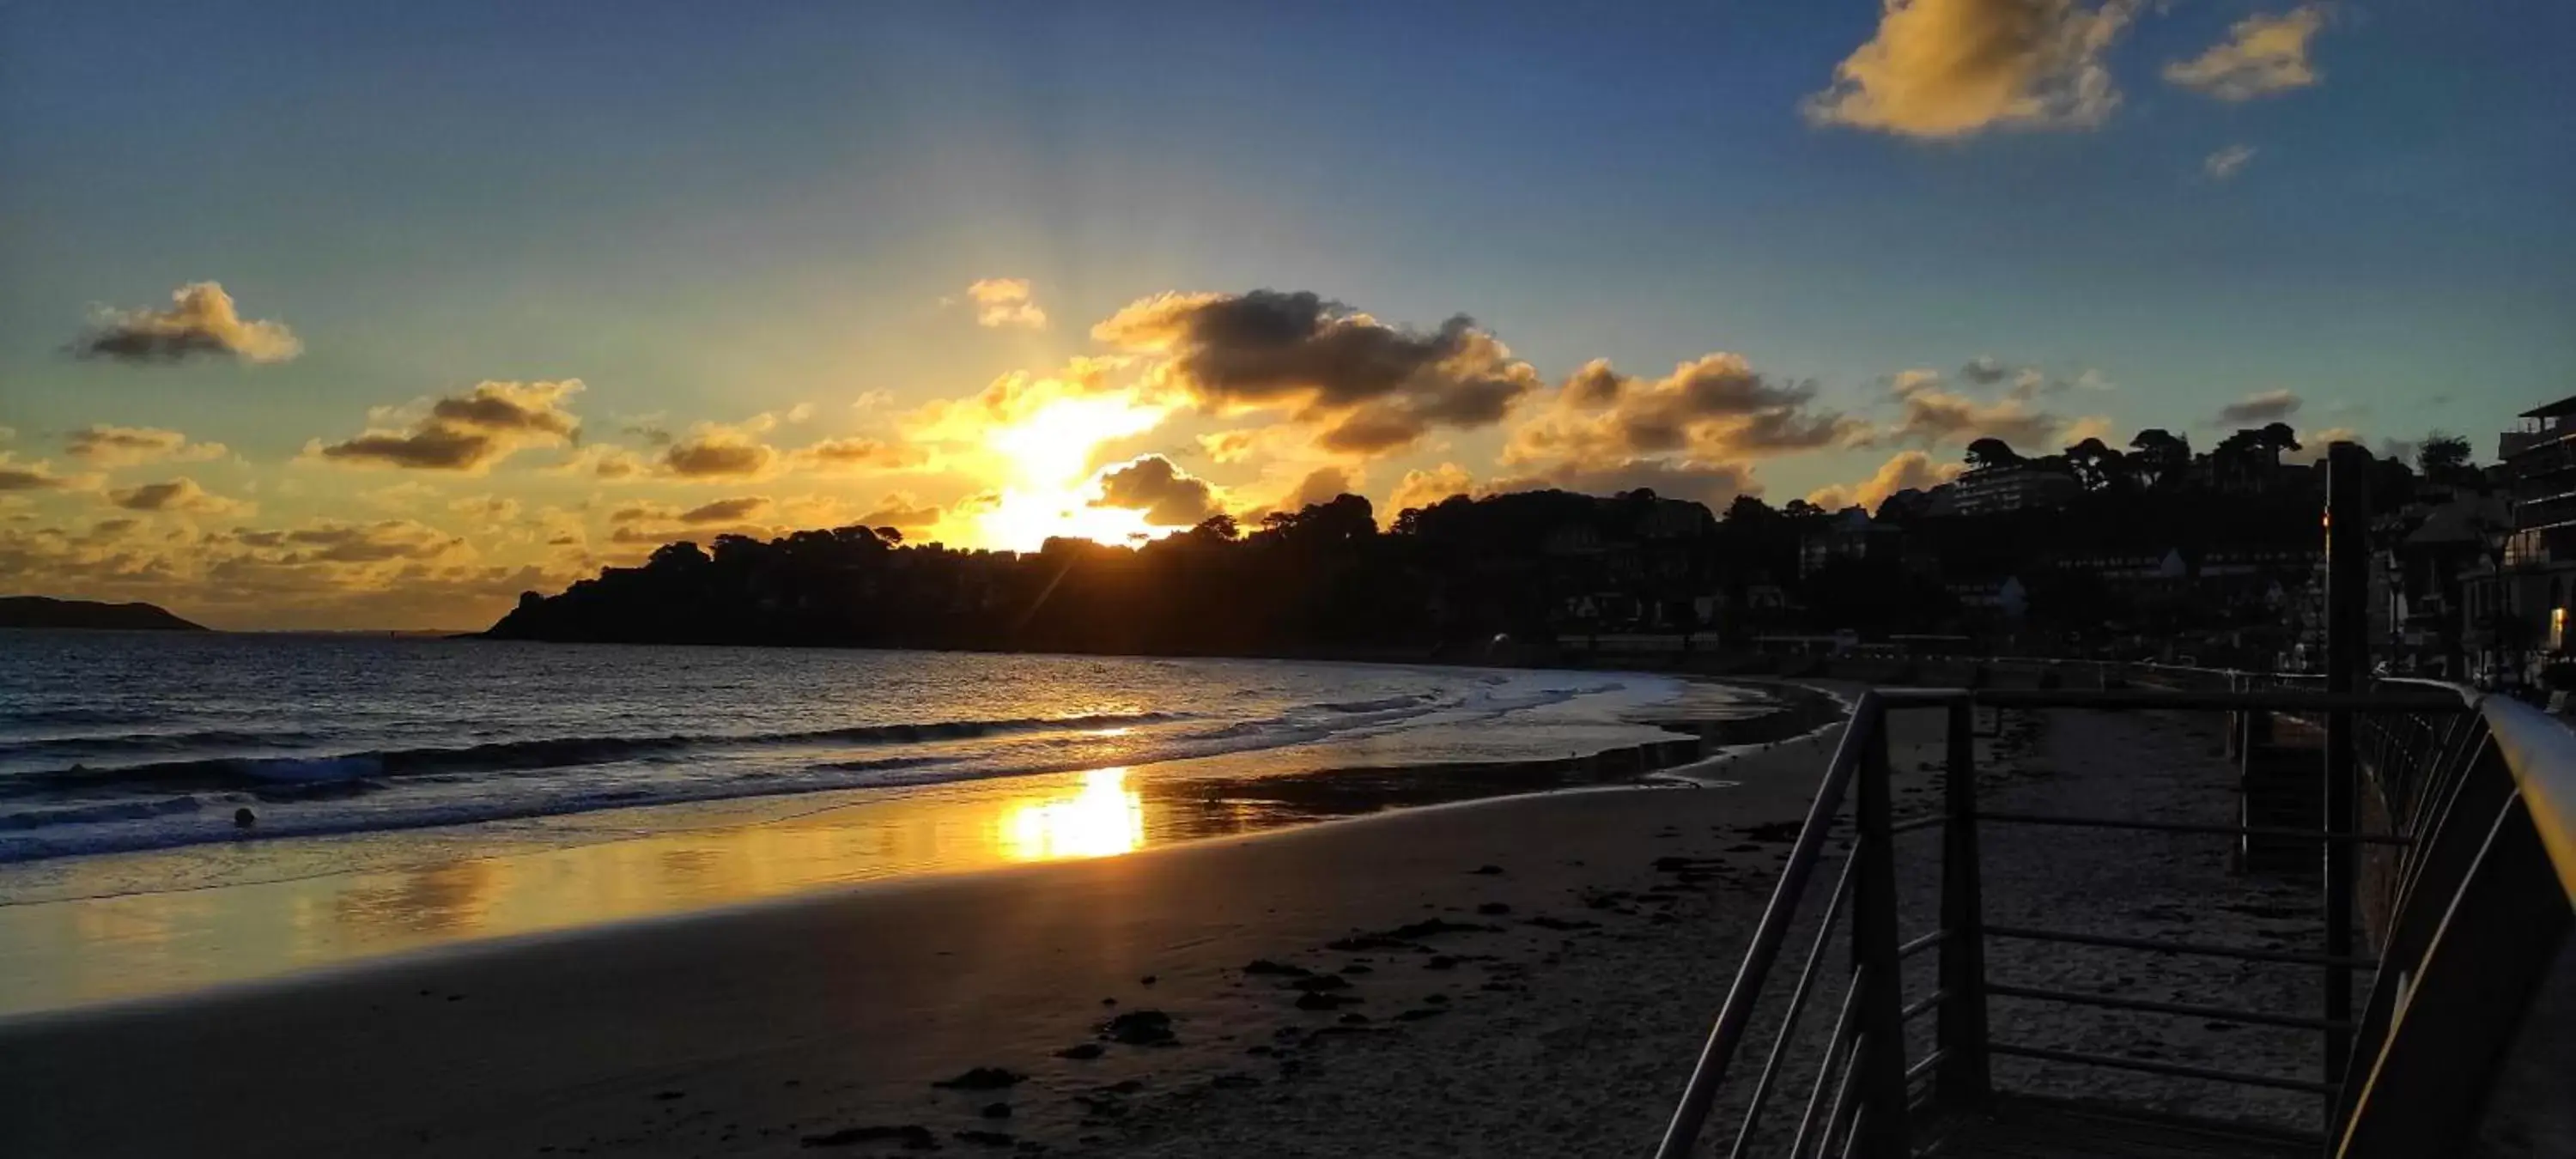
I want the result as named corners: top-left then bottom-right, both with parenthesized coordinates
top-left (0, 597), bottom-right (209, 632)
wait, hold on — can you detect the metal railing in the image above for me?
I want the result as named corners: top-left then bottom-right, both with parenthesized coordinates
top-left (1653, 676), bottom-right (2576, 1159)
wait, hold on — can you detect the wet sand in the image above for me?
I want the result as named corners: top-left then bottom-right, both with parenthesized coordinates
top-left (0, 688), bottom-right (1894, 1159)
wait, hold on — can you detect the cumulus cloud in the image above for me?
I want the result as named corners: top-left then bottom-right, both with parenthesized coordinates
top-left (2164, 6), bottom-right (2324, 100)
top-left (1282, 466), bottom-right (1358, 513)
top-left (964, 278), bottom-right (1048, 329)
top-left (1505, 355), bottom-right (1862, 471)
top-left (1495, 458), bottom-right (1761, 509)
top-left (2203, 143), bottom-right (2258, 180)
top-left (1091, 455), bottom-right (1222, 526)
top-left (64, 425), bottom-right (228, 467)
top-left (659, 423), bottom-right (779, 479)
top-left (2215, 389), bottom-right (2302, 424)
top-left (679, 496), bottom-right (769, 524)
top-left (858, 493), bottom-right (943, 531)
top-left (242, 519), bottom-right (468, 564)
top-left (1882, 369), bottom-right (2071, 449)
top-left (1388, 463), bottom-right (1479, 513)
top-left (1094, 290), bottom-right (1540, 457)
top-left (1804, 0), bottom-right (2137, 138)
top-left (106, 476), bottom-right (249, 515)
top-left (1805, 451), bottom-right (1967, 511)
top-left (315, 380), bottom-right (583, 472)
top-left (73, 282), bottom-right (303, 364)
top-left (795, 435), bottom-right (925, 473)
top-left (0, 453), bottom-right (75, 491)
top-left (1198, 429), bottom-right (1262, 464)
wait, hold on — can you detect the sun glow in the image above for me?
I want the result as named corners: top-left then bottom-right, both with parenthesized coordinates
top-left (971, 392), bottom-right (1185, 551)
top-left (999, 768), bottom-right (1146, 860)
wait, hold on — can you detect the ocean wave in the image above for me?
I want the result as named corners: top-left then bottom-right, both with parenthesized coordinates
top-left (0, 728), bottom-right (327, 762)
top-left (0, 676), bottom-right (1705, 865)
top-left (2, 711), bottom-right (1180, 799)
top-left (2, 795), bottom-right (204, 831)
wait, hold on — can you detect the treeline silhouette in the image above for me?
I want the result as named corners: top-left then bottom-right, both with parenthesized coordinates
top-left (486, 426), bottom-right (2471, 657)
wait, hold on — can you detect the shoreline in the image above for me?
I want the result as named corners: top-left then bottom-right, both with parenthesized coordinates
top-left (0, 702), bottom-right (1883, 1159)
top-left (0, 676), bottom-right (1847, 1018)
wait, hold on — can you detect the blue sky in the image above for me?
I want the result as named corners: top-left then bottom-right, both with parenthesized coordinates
top-left (3, 1), bottom-right (2570, 628)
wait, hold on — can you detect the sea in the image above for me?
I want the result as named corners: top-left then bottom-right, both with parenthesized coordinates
top-left (0, 630), bottom-right (1829, 1013)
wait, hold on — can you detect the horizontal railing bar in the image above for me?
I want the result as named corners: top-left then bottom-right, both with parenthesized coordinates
top-left (1899, 988), bottom-right (1947, 1022)
top-left (1897, 929), bottom-right (1946, 959)
top-left (1988, 1042), bottom-right (2336, 1095)
top-left (1975, 810), bottom-right (2414, 846)
top-left (1887, 814), bottom-right (1945, 835)
top-left (1985, 924), bottom-right (2379, 969)
top-left (1903, 1048), bottom-right (1947, 1085)
top-left (1873, 688), bottom-right (2469, 713)
top-left (1985, 981), bottom-right (2353, 1033)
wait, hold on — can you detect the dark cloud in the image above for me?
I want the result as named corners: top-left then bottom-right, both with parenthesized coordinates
top-left (1492, 458), bottom-right (1760, 509)
top-left (2215, 389), bottom-right (2302, 425)
top-left (1505, 355), bottom-right (1862, 472)
top-left (65, 425), bottom-right (225, 466)
top-left (1882, 370), bottom-right (2069, 449)
top-left (0, 455), bottom-right (72, 491)
top-left (73, 282), bottom-right (302, 364)
top-left (858, 495), bottom-right (942, 530)
top-left (661, 432), bottom-right (778, 479)
top-left (234, 520), bottom-right (466, 564)
top-left (1091, 455), bottom-right (1221, 525)
top-left (108, 477), bottom-right (243, 514)
top-left (680, 497), bottom-right (769, 524)
top-left (1095, 289), bottom-right (1542, 456)
top-left (317, 380), bottom-right (583, 471)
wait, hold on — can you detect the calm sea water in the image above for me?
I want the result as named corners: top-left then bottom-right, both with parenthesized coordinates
top-left (0, 631), bottom-right (1731, 865)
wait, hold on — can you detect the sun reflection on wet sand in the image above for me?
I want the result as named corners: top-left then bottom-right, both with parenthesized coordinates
top-left (999, 768), bottom-right (1145, 861)
top-left (0, 763), bottom-right (1167, 1014)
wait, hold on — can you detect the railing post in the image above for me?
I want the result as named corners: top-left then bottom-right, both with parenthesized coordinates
top-left (2323, 442), bottom-right (2371, 1088)
top-left (1850, 712), bottom-right (1911, 1156)
top-left (1937, 700), bottom-right (1992, 1112)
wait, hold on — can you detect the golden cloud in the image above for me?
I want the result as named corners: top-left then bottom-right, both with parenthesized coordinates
top-left (2165, 6), bottom-right (2324, 101)
top-left (106, 476), bottom-right (250, 516)
top-left (1805, 451), bottom-right (1966, 511)
top-left (965, 277), bottom-right (1048, 330)
top-left (74, 282), bottom-right (302, 364)
top-left (64, 425), bottom-right (228, 467)
top-left (1805, 0), bottom-right (2136, 138)
top-left (315, 380), bottom-right (584, 472)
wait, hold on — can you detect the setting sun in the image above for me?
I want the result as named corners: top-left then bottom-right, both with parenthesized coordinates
top-left (970, 392), bottom-right (1181, 550)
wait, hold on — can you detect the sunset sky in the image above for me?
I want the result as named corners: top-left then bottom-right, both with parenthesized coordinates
top-left (3, 1), bottom-right (2570, 629)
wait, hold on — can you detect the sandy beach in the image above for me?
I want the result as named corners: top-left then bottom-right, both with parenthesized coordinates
top-left (2, 688), bottom-right (2339, 1158)
top-left (0, 682), bottom-right (1884, 1159)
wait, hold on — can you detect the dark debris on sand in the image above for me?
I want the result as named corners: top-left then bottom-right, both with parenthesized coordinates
top-left (933, 1067), bottom-right (1028, 1090)
top-left (801, 1123), bottom-right (939, 1150)
top-left (1098, 1009), bottom-right (1177, 1046)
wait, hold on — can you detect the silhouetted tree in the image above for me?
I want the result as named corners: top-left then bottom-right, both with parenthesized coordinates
top-left (2063, 437), bottom-right (2125, 492)
top-left (2129, 429), bottom-right (2190, 489)
top-left (2417, 434), bottom-right (2479, 488)
top-left (1965, 438), bottom-right (2022, 470)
